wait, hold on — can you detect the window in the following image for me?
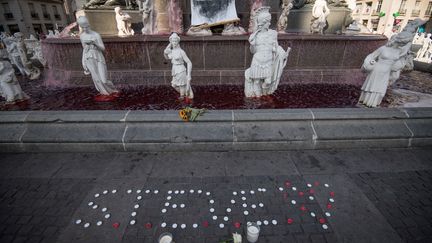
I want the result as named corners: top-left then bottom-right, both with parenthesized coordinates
top-left (29, 3), bottom-right (39, 19)
top-left (376, 0), bottom-right (383, 13)
top-left (412, 0), bottom-right (421, 16)
top-left (33, 24), bottom-right (43, 35)
top-left (8, 24), bottom-right (20, 34)
top-left (426, 2), bottom-right (432, 16)
top-left (355, 4), bottom-right (362, 14)
top-left (41, 4), bottom-right (50, 19)
top-left (365, 2), bottom-right (372, 14)
top-left (52, 5), bottom-right (61, 20)
top-left (2, 2), bottom-right (10, 12)
top-left (28, 2), bottom-right (35, 12)
top-left (399, 0), bottom-right (407, 15)
top-left (45, 23), bottom-right (54, 32)
top-left (2, 3), bottom-right (13, 19)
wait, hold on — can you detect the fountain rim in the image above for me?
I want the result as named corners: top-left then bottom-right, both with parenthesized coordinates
top-left (1, 107), bottom-right (431, 152)
top-left (41, 33), bottom-right (388, 44)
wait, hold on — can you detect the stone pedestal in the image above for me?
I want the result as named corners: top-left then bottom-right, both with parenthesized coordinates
top-left (76, 9), bottom-right (142, 36)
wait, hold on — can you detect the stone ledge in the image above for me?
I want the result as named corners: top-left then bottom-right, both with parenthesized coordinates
top-left (0, 108), bottom-right (431, 152)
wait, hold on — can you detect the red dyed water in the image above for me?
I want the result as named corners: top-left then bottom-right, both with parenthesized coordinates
top-left (0, 77), bottom-right (362, 110)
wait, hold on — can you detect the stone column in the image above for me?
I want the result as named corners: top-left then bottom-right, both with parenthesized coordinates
top-left (154, 0), bottom-right (170, 34)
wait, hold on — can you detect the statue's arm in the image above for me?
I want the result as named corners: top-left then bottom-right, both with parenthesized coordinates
top-left (94, 33), bottom-right (106, 52)
top-left (163, 44), bottom-right (172, 60)
top-left (325, 4), bottom-right (330, 16)
top-left (182, 50), bottom-right (192, 82)
top-left (81, 49), bottom-right (88, 72)
top-left (79, 38), bottom-right (88, 71)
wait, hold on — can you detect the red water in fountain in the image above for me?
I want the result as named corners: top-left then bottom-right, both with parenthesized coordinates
top-left (0, 76), bottom-right (362, 110)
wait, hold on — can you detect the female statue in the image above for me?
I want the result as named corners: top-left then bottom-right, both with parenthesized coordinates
top-left (78, 16), bottom-right (119, 100)
top-left (277, 0), bottom-right (293, 33)
top-left (0, 57), bottom-right (28, 103)
top-left (114, 7), bottom-right (134, 37)
top-left (164, 33), bottom-right (193, 101)
top-left (245, 7), bottom-right (290, 98)
top-left (311, 0), bottom-right (330, 34)
top-left (359, 35), bottom-right (408, 107)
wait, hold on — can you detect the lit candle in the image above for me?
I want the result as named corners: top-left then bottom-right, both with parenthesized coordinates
top-left (246, 222), bottom-right (260, 243)
top-left (158, 232), bottom-right (173, 243)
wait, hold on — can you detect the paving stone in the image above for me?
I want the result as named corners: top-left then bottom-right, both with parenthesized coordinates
top-left (353, 170), bottom-right (432, 242)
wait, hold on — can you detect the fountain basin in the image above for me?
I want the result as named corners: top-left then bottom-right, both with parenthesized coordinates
top-left (42, 34), bottom-right (387, 87)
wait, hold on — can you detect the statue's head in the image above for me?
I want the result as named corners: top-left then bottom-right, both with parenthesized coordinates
top-left (169, 32), bottom-right (180, 47)
top-left (13, 32), bottom-right (23, 40)
top-left (255, 7), bottom-right (271, 29)
top-left (114, 7), bottom-right (122, 14)
top-left (388, 31), bottom-right (411, 47)
top-left (77, 16), bottom-right (91, 32)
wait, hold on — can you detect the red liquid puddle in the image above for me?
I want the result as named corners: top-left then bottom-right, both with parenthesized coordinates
top-left (0, 77), bottom-right (362, 110)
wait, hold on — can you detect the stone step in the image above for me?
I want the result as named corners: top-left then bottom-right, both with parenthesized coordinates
top-left (1, 108), bottom-right (431, 152)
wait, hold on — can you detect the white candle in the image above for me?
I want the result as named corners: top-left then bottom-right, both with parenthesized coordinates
top-left (159, 235), bottom-right (172, 243)
top-left (247, 224), bottom-right (260, 243)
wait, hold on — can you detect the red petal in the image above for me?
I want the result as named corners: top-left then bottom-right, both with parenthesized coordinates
top-left (327, 204), bottom-right (332, 209)
top-left (330, 191), bottom-right (335, 197)
top-left (319, 218), bottom-right (326, 224)
top-left (145, 223), bottom-right (152, 229)
top-left (112, 222), bottom-right (120, 229)
top-left (234, 222), bottom-right (241, 228)
top-left (298, 191), bottom-right (304, 196)
top-left (287, 218), bottom-right (294, 224)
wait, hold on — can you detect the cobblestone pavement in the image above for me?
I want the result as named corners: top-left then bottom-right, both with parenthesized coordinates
top-left (0, 178), bottom-right (93, 243)
top-left (352, 171), bottom-right (432, 243)
top-left (0, 149), bottom-right (431, 243)
top-left (386, 70), bottom-right (432, 107)
top-left (394, 71), bottom-right (432, 94)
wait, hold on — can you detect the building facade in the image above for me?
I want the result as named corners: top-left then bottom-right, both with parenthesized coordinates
top-left (353, 0), bottom-right (431, 35)
top-left (0, 0), bottom-right (68, 36)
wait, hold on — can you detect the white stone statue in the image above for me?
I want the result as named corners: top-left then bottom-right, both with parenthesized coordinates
top-left (78, 16), bottom-right (119, 98)
top-left (24, 36), bottom-right (46, 66)
top-left (54, 30), bottom-right (61, 38)
top-left (249, 0), bottom-right (264, 33)
top-left (139, 0), bottom-right (154, 34)
top-left (346, 0), bottom-right (356, 10)
top-left (125, 0), bottom-right (134, 9)
top-left (311, 0), bottom-right (330, 34)
top-left (47, 30), bottom-right (56, 38)
top-left (3, 33), bottom-right (40, 80)
top-left (277, 0), bottom-right (293, 33)
top-left (114, 7), bottom-right (135, 37)
top-left (412, 32), bottom-right (421, 45)
top-left (164, 33), bottom-right (193, 100)
top-left (415, 33), bottom-right (431, 61)
top-left (0, 50), bottom-right (29, 103)
top-left (359, 35), bottom-right (410, 107)
top-left (417, 33), bottom-right (426, 45)
top-left (245, 7), bottom-right (291, 98)
top-left (222, 22), bottom-right (246, 36)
